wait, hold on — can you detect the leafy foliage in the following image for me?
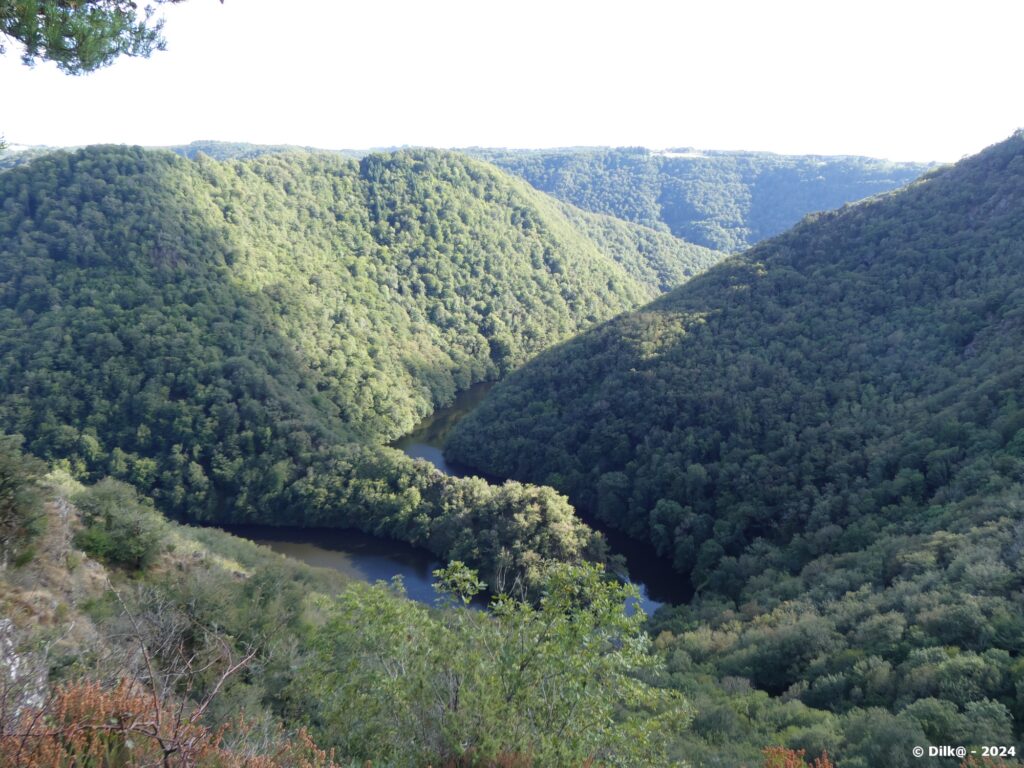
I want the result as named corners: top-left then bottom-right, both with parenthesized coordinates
top-left (0, 0), bottom-right (188, 74)
top-left (296, 561), bottom-right (691, 767)
top-left (763, 747), bottom-right (834, 768)
top-left (472, 147), bottom-right (930, 251)
top-left (72, 477), bottom-right (167, 569)
top-left (449, 132), bottom-right (1024, 755)
top-left (0, 433), bottom-right (44, 566)
top-left (0, 145), bottom-right (720, 582)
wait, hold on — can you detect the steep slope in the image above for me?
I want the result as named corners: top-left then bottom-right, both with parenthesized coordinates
top-left (473, 146), bottom-right (931, 251)
top-left (0, 145), bottom-right (722, 581)
top-left (1, 438), bottom-right (686, 768)
top-left (554, 200), bottom-right (720, 292)
top-left (448, 133), bottom-right (1024, 750)
top-left (448, 132), bottom-right (1024, 586)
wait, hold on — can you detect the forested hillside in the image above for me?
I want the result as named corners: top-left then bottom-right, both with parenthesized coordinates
top-left (447, 133), bottom-right (1024, 757)
top-left (473, 147), bottom-right (930, 251)
top-left (5, 142), bottom-right (928, 254)
top-left (451, 131), bottom-right (1024, 587)
top-left (166, 140), bottom-right (365, 162)
top-left (0, 145), bottom-right (720, 584)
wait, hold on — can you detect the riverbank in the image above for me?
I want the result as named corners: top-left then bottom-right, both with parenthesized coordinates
top-left (225, 383), bottom-right (686, 614)
top-left (389, 385), bottom-right (688, 612)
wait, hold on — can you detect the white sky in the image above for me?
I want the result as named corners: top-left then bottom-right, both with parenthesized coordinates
top-left (1, 0), bottom-right (1021, 162)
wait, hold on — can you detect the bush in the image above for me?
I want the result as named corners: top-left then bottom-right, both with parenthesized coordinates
top-left (0, 434), bottom-right (45, 567)
top-left (0, 679), bottom-right (341, 768)
top-left (73, 478), bottom-right (167, 570)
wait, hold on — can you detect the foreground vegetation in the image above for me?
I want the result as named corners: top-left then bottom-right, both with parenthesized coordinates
top-left (6, 429), bottom-right (1023, 766)
top-left (0, 437), bottom-right (690, 766)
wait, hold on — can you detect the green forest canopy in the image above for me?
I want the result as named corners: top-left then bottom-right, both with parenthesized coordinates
top-left (4, 141), bottom-right (931, 257)
top-left (447, 132), bottom-right (1024, 758)
top-left (6, 137), bottom-right (1024, 764)
top-left (450, 131), bottom-right (1024, 590)
top-left (0, 144), bottom-right (722, 585)
top-left (472, 146), bottom-right (931, 252)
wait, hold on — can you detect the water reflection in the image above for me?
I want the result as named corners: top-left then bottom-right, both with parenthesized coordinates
top-left (220, 524), bottom-right (450, 606)
top-left (390, 382), bottom-right (495, 477)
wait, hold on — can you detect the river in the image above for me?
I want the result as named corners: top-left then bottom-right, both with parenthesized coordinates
top-left (390, 381), bottom-right (497, 477)
top-left (227, 382), bottom-right (686, 614)
top-left (393, 382), bottom-right (690, 613)
top-left (216, 523), bottom-right (452, 605)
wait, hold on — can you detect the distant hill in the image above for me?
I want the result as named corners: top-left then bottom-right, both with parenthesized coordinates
top-left (0, 145), bottom-right (720, 581)
top-left (1, 140), bottom-right (366, 169)
top-left (5, 143), bottom-right (929, 253)
top-left (0, 144), bottom-right (58, 170)
top-left (471, 146), bottom-right (932, 251)
top-left (165, 140), bottom-right (367, 161)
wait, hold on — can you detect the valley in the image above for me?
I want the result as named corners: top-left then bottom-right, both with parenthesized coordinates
top-left (390, 383), bottom-right (690, 611)
top-left (226, 380), bottom-right (681, 613)
top-left (3, 135), bottom-right (1021, 767)
top-left (470, 147), bottom-right (931, 251)
top-left (2, 4), bottom-right (1020, 766)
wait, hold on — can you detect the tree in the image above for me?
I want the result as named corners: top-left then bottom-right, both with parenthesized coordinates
top-left (298, 562), bottom-right (692, 766)
top-left (0, 0), bottom-right (210, 74)
top-left (0, 434), bottom-right (44, 568)
top-left (72, 478), bottom-right (167, 569)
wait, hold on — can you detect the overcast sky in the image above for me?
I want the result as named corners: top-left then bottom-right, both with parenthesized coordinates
top-left (1, 0), bottom-right (1021, 162)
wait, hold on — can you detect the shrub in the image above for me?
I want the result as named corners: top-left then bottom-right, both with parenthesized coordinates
top-left (0, 678), bottom-right (340, 767)
top-left (763, 747), bottom-right (835, 768)
top-left (0, 434), bottom-right (45, 567)
top-left (73, 478), bottom-right (167, 570)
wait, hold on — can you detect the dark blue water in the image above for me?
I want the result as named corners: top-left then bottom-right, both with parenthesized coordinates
top-left (220, 524), bottom-right (449, 605)
top-left (391, 381), bottom-right (496, 477)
